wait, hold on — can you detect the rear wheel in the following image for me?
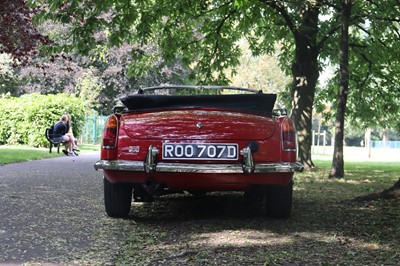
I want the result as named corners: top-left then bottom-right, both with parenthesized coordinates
top-left (104, 177), bottom-right (132, 218)
top-left (265, 181), bottom-right (293, 218)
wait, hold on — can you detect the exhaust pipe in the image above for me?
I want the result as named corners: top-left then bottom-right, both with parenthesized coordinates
top-left (144, 178), bottom-right (155, 188)
top-left (143, 178), bottom-right (172, 196)
top-left (143, 178), bottom-right (158, 195)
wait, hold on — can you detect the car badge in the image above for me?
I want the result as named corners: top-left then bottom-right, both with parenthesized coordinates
top-left (128, 146), bottom-right (140, 153)
top-left (196, 122), bottom-right (203, 129)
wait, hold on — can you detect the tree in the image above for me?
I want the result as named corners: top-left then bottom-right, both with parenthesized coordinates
top-left (8, 16), bottom-right (192, 114)
top-left (322, 0), bottom-right (400, 177)
top-left (229, 40), bottom-right (290, 107)
top-left (18, 55), bottom-right (81, 94)
top-left (0, 0), bottom-right (49, 62)
top-left (346, 0), bottom-right (400, 131)
top-left (90, 44), bottom-right (192, 113)
top-left (329, 0), bottom-right (352, 178)
top-left (31, 0), bottom-right (345, 169)
top-left (0, 53), bottom-right (18, 95)
top-left (30, 0), bottom-right (400, 170)
top-left (75, 67), bottom-right (105, 113)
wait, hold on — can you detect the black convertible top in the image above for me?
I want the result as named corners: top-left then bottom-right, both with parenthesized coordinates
top-left (120, 86), bottom-right (277, 115)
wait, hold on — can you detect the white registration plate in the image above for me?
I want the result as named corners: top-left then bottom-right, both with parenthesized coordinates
top-left (162, 143), bottom-right (238, 160)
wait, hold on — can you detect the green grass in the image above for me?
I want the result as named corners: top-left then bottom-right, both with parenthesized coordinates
top-left (111, 159), bottom-right (400, 266)
top-left (0, 145), bottom-right (399, 265)
top-left (300, 159), bottom-right (400, 202)
top-left (0, 145), bottom-right (59, 165)
top-left (0, 144), bottom-right (100, 165)
top-left (78, 144), bottom-right (101, 152)
top-left (314, 159), bottom-right (400, 171)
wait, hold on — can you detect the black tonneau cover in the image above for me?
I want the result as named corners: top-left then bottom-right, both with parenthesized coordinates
top-left (120, 86), bottom-right (277, 115)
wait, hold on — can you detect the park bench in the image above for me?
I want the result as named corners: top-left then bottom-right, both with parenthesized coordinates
top-left (45, 125), bottom-right (65, 153)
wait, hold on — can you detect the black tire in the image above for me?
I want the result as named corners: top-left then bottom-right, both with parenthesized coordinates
top-left (104, 177), bottom-right (133, 218)
top-left (265, 181), bottom-right (293, 218)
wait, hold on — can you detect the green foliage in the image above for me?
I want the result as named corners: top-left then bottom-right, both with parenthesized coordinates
top-left (16, 17), bottom-right (192, 115)
top-left (317, 0), bottom-right (400, 131)
top-left (228, 41), bottom-right (291, 107)
top-left (0, 93), bottom-right (85, 147)
top-left (28, 0), bottom-right (345, 168)
top-left (74, 68), bottom-right (105, 113)
top-left (28, 0), bottom-right (400, 161)
top-left (30, 0), bottom-right (279, 83)
top-left (0, 53), bottom-right (19, 95)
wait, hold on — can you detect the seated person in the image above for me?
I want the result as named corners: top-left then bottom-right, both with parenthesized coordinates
top-left (65, 114), bottom-right (80, 152)
top-left (53, 114), bottom-right (74, 156)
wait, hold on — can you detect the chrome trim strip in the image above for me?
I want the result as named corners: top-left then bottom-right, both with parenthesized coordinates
top-left (94, 160), bottom-right (145, 171)
top-left (94, 160), bottom-right (304, 174)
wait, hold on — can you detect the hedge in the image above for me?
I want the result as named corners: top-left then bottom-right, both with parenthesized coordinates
top-left (0, 93), bottom-right (85, 147)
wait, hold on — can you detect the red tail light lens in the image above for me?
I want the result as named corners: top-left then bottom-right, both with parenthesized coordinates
top-left (282, 118), bottom-right (297, 151)
top-left (102, 115), bottom-right (118, 149)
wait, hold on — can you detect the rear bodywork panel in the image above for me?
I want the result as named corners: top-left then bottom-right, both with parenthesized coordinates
top-left (95, 91), bottom-right (302, 191)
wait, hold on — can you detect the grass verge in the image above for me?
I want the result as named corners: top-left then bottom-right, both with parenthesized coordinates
top-left (110, 159), bottom-right (400, 266)
top-left (1, 146), bottom-right (398, 265)
top-left (0, 144), bottom-right (100, 165)
top-left (0, 145), bottom-right (60, 165)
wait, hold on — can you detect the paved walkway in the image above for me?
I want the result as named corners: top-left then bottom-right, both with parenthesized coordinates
top-left (0, 153), bottom-right (131, 264)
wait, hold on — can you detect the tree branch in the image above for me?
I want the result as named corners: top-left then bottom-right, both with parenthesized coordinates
top-left (197, 0), bottom-right (233, 19)
top-left (259, 0), bottom-right (297, 35)
top-left (319, 0), bottom-right (340, 10)
top-left (359, 53), bottom-right (372, 88)
top-left (211, 9), bottom-right (237, 58)
top-left (370, 16), bottom-right (400, 22)
top-left (180, 1), bottom-right (235, 50)
top-left (354, 24), bottom-right (388, 48)
top-left (317, 23), bottom-right (341, 50)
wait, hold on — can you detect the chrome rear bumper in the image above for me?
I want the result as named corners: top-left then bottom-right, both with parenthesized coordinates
top-left (94, 160), bottom-right (304, 174)
top-left (94, 146), bottom-right (304, 174)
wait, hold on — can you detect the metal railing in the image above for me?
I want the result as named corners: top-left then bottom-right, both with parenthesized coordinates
top-left (371, 141), bottom-right (400, 149)
top-left (80, 115), bottom-right (108, 144)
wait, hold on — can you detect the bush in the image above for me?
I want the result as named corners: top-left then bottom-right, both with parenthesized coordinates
top-left (0, 93), bottom-right (85, 147)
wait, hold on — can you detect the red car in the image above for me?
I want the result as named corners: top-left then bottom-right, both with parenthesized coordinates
top-left (94, 86), bottom-right (303, 218)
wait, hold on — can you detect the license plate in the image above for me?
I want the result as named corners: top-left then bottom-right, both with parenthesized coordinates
top-left (162, 143), bottom-right (238, 160)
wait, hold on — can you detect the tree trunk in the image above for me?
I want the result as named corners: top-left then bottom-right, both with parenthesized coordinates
top-left (382, 129), bottom-right (389, 147)
top-left (354, 178), bottom-right (400, 201)
top-left (291, 6), bottom-right (320, 170)
top-left (365, 128), bottom-right (371, 158)
top-left (329, 0), bottom-right (352, 178)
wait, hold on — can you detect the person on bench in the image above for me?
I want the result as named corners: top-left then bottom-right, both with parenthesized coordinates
top-left (65, 114), bottom-right (80, 152)
top-left (53, 114), bottom-right (75, 156)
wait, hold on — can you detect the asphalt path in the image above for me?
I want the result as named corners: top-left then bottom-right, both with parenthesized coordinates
top-left (0, 152), bottom-right (132, 264)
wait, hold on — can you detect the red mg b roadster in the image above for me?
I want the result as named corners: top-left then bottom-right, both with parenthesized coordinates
top-left (94, 86), bottom-right (303, 218)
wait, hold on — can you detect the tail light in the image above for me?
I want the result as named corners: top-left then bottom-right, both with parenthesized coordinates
top-left (282, 118), bottom-right (297, 151)
top-left (102, 115), bottom-right (118, 149)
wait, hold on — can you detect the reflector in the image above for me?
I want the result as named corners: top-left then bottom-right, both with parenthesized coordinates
top-left (282, 118), bottom-right (296, 151)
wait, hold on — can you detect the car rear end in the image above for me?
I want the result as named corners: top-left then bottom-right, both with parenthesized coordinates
top-left (94, 86), bottom-right (303, 218)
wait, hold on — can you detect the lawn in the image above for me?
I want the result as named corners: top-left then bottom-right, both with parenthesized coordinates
top-left (109, 158), bottom-right (400, 266)
top-left (0, 145), bottom-right (399, 265)
top-left (0, 144), bottom-right (100, 165)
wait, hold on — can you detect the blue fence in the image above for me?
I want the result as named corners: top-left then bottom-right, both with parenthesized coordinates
top-left (80, 115), bottom-right (108, 145)
top-left (371, 141), bottom-right (400, 149)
